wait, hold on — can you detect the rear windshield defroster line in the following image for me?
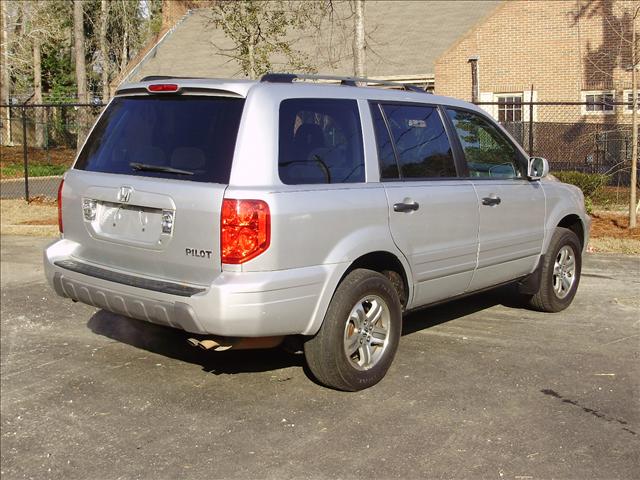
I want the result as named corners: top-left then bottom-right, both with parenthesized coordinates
top-left (75, 95), bottom-right (245, 184)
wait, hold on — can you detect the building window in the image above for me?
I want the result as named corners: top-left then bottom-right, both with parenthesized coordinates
top-left (582, 91), bottom-right (615, 114)
top-left (496, 95), bottom-right (523, 122)
top-left (623, 90), bottom-right (639, 112)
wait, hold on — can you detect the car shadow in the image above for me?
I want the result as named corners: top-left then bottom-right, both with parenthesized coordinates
top-left (87, 310), bottom-right (305, 375)
top-left (402, 284), bottom-right (525, 335)
top-left (87, 284), bottom-right (525, 377)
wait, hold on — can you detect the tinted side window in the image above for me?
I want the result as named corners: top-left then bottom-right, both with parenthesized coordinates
top-left (75, 96), bottom-right (244, 184)
top-left (447, 108), bottom-right (522, 179)
top-left (279, 99), bottom-right (364, 184)
top-left (381, 104), bottom-right (457, 179)
top-left (370, 104), bottom-right (400, 180)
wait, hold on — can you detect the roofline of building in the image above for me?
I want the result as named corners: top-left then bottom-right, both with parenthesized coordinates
top-left (110, 9), bottom-right (195, 91)
top-left (434, 0), bottom-right (507, 67)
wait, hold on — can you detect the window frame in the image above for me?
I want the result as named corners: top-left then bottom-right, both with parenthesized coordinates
top-left (581, 90), bottom-right (616, 115)
top-left (368, 100), bottom-right (465, 182)
top-left (442, 106), bottom-right (530, 181)
top-left (622, 90), bottom-right (639, 113)
top-left (495, 93), bottom-right (524, 123)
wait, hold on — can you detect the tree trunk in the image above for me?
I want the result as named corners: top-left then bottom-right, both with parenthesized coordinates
top-left (119, 25), bottom-right (128, 74)
top-left (631, 12), bottom-right (638, 229)
top-left (1, 0), bottom-right (11, 145)
top-left (74, 0), bottom-right (88, 149)
top-left (100, 0), bottom-right (109, 103)
top-left (352, 0), bottom-right (365, 78)
top-left (33, 36), bottom-right (44, 147)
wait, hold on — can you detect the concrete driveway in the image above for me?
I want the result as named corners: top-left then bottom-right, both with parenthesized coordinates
top-left (1, 235), bottom-right (638, 479)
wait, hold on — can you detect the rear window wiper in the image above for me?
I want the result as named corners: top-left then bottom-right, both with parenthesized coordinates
top-left (129, 162), bottom-right (194, 176)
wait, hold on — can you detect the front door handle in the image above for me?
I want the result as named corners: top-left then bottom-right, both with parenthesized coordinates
top-left (482, 196), bottom-right (502, 206)
top-left (393, 201), bottom-right (420, 212)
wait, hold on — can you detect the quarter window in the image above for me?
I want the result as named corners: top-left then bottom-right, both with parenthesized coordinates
top-left (372, 103), bottom-right (457, 179)
top-left (279, 99), bottom-right (365, 184)
top-left (447, 108), bottom-right (522, 179)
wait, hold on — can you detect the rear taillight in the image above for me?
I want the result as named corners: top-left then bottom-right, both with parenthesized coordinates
top-left (221, 199), bottom-right (270, 264)
top-left (57, 179), bottom-right (64, 233)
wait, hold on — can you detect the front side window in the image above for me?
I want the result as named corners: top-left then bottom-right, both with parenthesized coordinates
top-left (278, 99), bottom-right (364, 184)
top-left (372, 103), bottom-right (457, 179)
top-left (447, 108), bottom-right (522, 179)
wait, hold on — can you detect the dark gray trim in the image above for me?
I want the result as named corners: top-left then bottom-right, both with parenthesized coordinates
top-left (517, 255), bottom-right (545, 295)
top-left (54, 260), bottom-right (206, 297)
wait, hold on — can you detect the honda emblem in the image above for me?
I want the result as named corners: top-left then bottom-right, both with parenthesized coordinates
top-left (117, 186), bottom-right (133, 203)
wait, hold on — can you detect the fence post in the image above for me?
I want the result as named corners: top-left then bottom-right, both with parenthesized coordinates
top-left (21, 106), bottom-right (30, 202)
top-left (528, 84), bottom-right (534, 156)
top-left (45, 106), bottom-right (50, 164)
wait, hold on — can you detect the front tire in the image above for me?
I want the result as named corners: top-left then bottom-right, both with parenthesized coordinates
top-left (304, 269), bottom-right (402, 391)
top-left (529, 227), bottom-right (582, 312)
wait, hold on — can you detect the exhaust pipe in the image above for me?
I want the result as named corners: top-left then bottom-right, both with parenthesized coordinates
top-left (187, 336), bottom-right (284, 351)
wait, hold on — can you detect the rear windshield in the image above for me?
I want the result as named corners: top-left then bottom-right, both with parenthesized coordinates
top-left (75, 95), bottom-right (245, 183)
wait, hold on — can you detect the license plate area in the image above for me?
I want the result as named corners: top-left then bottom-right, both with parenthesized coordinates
top-left (88, 200), bottom-right (173, 248)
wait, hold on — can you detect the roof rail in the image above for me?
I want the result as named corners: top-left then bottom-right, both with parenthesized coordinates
top-left (260, 73), bottom-right (428, 93)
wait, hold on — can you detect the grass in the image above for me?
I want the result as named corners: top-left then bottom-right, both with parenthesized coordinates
top-left (588, 237), bottom-right (640, 255)
top-left (1, 163), bottom-right (68, 178)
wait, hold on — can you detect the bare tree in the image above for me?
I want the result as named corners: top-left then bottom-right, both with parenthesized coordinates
top-left (33, 33), bottom-right (44, 147)
top-left (74, 0), bottom-right (88, 148)
top-left (100, 0), bottom-right (109, 103)
top-left (1, 0), bottom-right (11, 145)
top-left (630, 5), bottom-right (639, 228)
top-left (352, 0), bottom-right (365, 77)
top-left (208, 1), bottom-right (328, 79)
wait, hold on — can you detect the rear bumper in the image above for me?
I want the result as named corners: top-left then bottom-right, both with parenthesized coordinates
top-left (44, 239), bottom-right (344, 336)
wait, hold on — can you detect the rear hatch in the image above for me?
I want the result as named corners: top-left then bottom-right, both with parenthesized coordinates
top-left (62, 91), bottom-right (245, 286)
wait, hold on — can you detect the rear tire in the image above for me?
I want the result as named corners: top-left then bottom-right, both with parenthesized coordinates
top-left (304, 269), bottom-right (402, 391)
top-left (529, 227), bottom-right (582, 312)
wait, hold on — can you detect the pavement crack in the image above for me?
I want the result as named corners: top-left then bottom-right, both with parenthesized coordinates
top-left (540, 389), bottom-right (636, 435)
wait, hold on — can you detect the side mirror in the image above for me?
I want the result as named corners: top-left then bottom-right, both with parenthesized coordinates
top-left (528, 157), bottom-right (549, 180)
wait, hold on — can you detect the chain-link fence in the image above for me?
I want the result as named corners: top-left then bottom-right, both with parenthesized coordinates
top-left (1, 100), bottom-right (638, 201)
top-left (0, 103), bottom-right (105, 201)
top-left (476, 101), bottom-right (639, 188)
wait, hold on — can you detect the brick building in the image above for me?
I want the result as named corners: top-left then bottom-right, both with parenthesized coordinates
top-left (434, 0), bottom-right (639, 172)
top-left (435, 0), bottom-right (639, 119)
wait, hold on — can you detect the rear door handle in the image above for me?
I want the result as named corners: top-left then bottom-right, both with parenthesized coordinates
top-left (393, 201), bottom-right (420, 212)
top-left (482, 196), bottom-right (501, 206)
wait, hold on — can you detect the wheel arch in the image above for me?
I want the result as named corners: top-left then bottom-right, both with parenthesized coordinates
top-left (342, 251), bottom-right (411, 309)
top-left (557, 214), bottom-right (585, 250)
top-left (302, 249), bottom-right (413, 336)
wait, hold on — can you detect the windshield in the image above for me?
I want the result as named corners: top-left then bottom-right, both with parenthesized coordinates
top-left (75, 95), bottom-right (245, 183)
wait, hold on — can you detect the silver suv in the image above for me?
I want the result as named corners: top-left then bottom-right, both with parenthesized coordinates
top-left (44, 74), bottom-right (590, 391)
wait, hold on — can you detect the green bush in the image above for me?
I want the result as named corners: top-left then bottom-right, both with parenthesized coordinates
top-left (553, 171), bottom-right (610, 197)
top-left (553, 171), bottom-right (610, 214)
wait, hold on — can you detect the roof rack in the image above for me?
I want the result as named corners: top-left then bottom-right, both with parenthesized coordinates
top-left (260, 73), bottom-right (429, 93)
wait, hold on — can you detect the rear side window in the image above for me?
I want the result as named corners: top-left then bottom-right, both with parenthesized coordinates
top-left (371, 103), bottom-right (457, 180)
top-left (447, 108), bottom-right (523, 179)
top-left (279, 99), bottom-right (365, 184)
top-left (75, 96), bottom-right (245, 183)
